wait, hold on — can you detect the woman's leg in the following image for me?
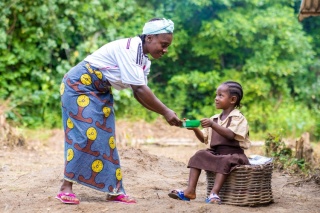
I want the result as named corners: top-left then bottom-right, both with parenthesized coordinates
top-left (57, 179), bottom-right (79, 203)
top-left (59, 179), bottom-right (73, 193)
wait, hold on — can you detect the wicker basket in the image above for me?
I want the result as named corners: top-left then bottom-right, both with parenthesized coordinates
top-left (206, 163), bottom-right (274, 206)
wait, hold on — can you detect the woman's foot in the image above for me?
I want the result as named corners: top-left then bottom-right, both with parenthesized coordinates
top-left (56, 180), bottom-right (80, 204)
top-left (56, 192), bottom-right (80, 204)
top-left (106, 194), bottom-right (136, 204)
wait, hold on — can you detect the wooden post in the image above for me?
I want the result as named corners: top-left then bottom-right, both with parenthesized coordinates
top-left (295, 132), bottom-right (314, 165)
top-left (302, 132), bottom-right (314, 165)
top-left (295, 136), bottom-right (304, 160)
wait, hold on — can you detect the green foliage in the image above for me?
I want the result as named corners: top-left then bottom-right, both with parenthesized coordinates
top-left (163, 70), bottom-right (221, 118)
top-left (265, 131), bottom-right (306, 172)
top-left (0, 0), bottom-right (151, 127)
top-left (112, 89), bottom-right (159, 122)
top-left (1, 0), bottom-right (319, 142)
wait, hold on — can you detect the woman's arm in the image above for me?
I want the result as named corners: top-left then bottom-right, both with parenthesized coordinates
top-left (133, 89), bottom-right (153, 111)
top-left (131, 84), bottom-right (181, 126)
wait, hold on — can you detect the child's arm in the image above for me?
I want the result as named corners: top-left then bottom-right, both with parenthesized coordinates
top-left (200, 118), bottom-right (235, 140)
top-left (188, 128), bottom-right (205, 143)
top-left (183, 118), bottom-right (207, 144)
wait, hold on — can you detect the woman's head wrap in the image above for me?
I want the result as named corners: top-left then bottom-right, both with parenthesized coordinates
top-left (142, 18), bottom-right (174, 35)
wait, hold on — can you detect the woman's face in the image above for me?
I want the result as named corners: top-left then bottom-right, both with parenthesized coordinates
top-left (144, 33), bottom-right (173, 59)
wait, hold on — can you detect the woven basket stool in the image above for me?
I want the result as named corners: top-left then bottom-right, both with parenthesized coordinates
top-left (206, 163), bottom-right (274, 206)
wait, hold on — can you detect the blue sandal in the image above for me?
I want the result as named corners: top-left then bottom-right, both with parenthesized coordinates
top-left (205, 193), bottom-right (221, 204)
top-left (168, 189), bottom-right (190, 201)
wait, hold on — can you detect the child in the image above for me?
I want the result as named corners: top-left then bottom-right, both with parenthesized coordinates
top-left (168, 81), bottom-right (251, 204)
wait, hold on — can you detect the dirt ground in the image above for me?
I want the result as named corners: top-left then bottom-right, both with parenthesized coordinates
top-left (1, 120), bottom-right (320, 213)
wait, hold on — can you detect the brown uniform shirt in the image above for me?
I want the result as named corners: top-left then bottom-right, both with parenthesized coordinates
top-left (202, 109), bottom-right (251, 149)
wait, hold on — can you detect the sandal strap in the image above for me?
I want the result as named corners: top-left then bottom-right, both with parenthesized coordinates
top-left (107, 194), bottom-right (136, 203)
top-left (58, 192), bottom-right (77, 198)
top-left (208, 193), bottom-right (220, 200)
top-left (206, 193), bottom-right (221, 204)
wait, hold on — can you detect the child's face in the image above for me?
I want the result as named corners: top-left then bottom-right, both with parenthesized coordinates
top-left (214, 84), bottom-right (233, 109)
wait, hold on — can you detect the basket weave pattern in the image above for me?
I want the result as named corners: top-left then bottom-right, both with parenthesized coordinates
top-left (206, 163), bottom-right (274, 206)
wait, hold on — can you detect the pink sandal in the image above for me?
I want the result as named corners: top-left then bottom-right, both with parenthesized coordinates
top-left (55, 192), bottom-right (80, 204)
top-left (106, 194), bottom-right (136, 204)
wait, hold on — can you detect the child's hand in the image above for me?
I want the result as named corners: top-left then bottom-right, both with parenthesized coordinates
top-left (186, 127), bottom-right (198, 130)
top-left (200, 118), bottom-right (213, 128)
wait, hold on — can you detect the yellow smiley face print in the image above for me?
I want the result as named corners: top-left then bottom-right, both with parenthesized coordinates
top-left (91, 160), bottom-right (103, 173)
top-left (67, 148), bottom-right (74, 161)
top-left (85, 63), bottom-right (94, 73)
top-left (60, 83), bottom-right (65, 95)
top-left (115, 168), bottom-right (122, 181)
top-left (66, 118), bottom-right (74, 129)
top-left (94, 71), bottom-right (103, 80)
top-left (80, 74), bottom-right (92, 85)
top-left (109, 136), bottom-right (116, 149)
top-left (86, 127), bottom-right (97, 141)
top-left (77, 95), bottom-right (90, 107)
top-left (103, 107), bottom-right (111, 118)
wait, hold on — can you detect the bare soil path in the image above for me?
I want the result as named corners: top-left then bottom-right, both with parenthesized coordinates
top-left (1, 124), bottom-right (320, 213)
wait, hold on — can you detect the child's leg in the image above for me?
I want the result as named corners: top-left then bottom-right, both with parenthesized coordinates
top-left (183, 167), bottom-right (201, 199)
top-left (210, 173), bottom-right (227, 195)
top-left (169, 167), bottom-right (202, 200)
top-left (206, 173), bottom-right (227, 204)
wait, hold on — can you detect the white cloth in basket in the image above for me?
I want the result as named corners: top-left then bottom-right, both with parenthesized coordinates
top-left (249, 155), bottom-right (273, 165)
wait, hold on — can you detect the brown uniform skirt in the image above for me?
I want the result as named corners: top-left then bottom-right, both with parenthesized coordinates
top-left (187, 145), bottom-right (249, 174)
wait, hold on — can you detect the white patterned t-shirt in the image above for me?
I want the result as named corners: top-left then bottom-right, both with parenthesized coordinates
top-left (84, 36), bottom-right (151, 90)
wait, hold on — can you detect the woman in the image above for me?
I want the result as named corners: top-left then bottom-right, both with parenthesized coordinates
top-left (56, 18), bottom-right (181, 204)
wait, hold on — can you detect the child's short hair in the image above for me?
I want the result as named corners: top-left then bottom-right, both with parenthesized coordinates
top-left (222, 81), bottom-right (243, 108)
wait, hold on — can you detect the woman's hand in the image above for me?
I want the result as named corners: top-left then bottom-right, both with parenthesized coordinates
top-left (163, 109), bottom-right (182, 126)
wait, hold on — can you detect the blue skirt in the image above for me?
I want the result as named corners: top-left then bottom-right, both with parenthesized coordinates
top-left (60, 61), bottom-right (125, 195)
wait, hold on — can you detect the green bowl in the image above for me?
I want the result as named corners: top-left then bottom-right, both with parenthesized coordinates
top-left (182, 120), bottom-right (200, 128)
